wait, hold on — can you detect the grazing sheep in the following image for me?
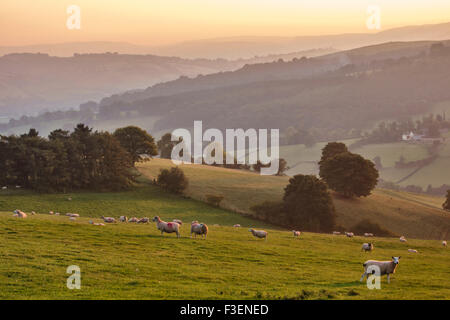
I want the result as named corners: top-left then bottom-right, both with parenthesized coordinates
top-left (49, 211), bottom-right (54, 215)
top-left (360, 256), bottom-right (401, 284)
top-left (70, 213), bottom-right (80, 217)
top-left (361, 243), bottom-right (374, 252)
top-left (345, 232), bottom-right (354, 238)
top-left (89, 220), bottom-right (105, 226)
top-left (332, 231), bottom-right (341, 235)
top-left (191, 222), bottom-right (209, 239)
top-left (55, 212), bottom-right (60, 216)
top-left (101, 216), bottom-right (116, 223)
top-left (292, 230), bottom-right (301, 238)
top-left (408, 249), bottom-right (418, 253)
top-left (249, 229), bottom-right (267, 240)
top-left (128, 217), bottom-right (139, 223)
top-left (119, 216), bottom-right (128, 222)
top-left (2, 186), bottom-right (7, 190)
top-left (69, 217), bottom-right (76, 221)
top-left (442, 241), bottom-right (447, 247)
top-left (173, 219), bottom-right (183, 225)
top-left (138, 217), bottom-right (150, 224)
top-left (67, 197), bottom-right (72, 201)
top-left (233, 224), bottom-right (241, 228)
top-left (15, 185), bottom-right (21, 189)
top-left (399, 236), bottom-right (407, 242)
top-left (364, 233), bottom-right (374, 237)
top-left (31, 211), bottom-right (36, 215)
top-left (152, 216), bottom-right (180, 238)
top-left (18, 211), bottom-right (27, 218)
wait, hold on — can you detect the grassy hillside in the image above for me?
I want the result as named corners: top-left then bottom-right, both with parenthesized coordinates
top-left (137, 159), bottom-right (449, 240)
top-left (1, 212), bottom-right (449, 300)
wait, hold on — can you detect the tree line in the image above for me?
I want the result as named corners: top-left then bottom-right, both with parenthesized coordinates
top-left (0, 125), bottom-right (157, 192)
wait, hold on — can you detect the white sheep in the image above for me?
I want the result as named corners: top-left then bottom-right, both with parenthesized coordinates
top-left (361, 243), bottom-right (374, 252)
top-left (408, 249), bottom-right (418, 253)
top-left (153, 216), bottom-right (180, 238)
top-left (442, 241), bottom-right (447, 247)
top-left (55, 212), bottom-right (60, 216)
top-left (119, 216), bottom-right (128, 222)
top-left (332, 231), bottom-right (341, 235)
top-left (2, 186), bottom-right (7, 190)
top-left (345, 232), bottom-right (354, 238)
top-left (191, 222), bottom-right (208, 239)
top-left (399, 236), bottom-right (407, 242)
top-left (233, 224), bottom-right (241, 228)
top-left (138, 217), bottom-right (150, 224)
top-left (360, 256), bottom-right (401, 284)
top-left (31, 211), bottom-right (36, 215)
top-left (101, 216), bottom-right (116, 223)
top-left (173, 219), bottom-right (183, 225)
top-left (49, 211), bottom-right (54, 215)
top-left (70, 213), bottom-right (80, 217)
top-left (249, 229), bottom-right (267, 240)
top-left (292, 230), bottom-right (301, 238)
top-left (364, 233), bottom-right (374, 237)
top-left (69, 217), bottom-right (76, 221)
top-left (14, 210), bottom-right (27, 218)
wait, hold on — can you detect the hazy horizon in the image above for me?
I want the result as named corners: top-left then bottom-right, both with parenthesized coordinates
top-left (2, 0), bottom-right (450, 47)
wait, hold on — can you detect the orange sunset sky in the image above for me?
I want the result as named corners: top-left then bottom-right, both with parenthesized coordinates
top-left (1, 0), bottom-right (449, 46)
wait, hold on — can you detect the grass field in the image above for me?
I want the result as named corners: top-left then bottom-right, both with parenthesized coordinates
top-left (1, 211), bottom-right (449, 300)
top-left (137, 159), bottom-right (449, 240)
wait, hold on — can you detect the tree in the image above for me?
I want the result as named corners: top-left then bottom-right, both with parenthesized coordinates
top-left (443, 190), bottom-right (450, 211)
top-left (157, 132), bottom-right (179, 159)
top-left (283, 174), bottom-right (336, 232)
top-left (157, 167), bottom-right (189, 194)
top-left (319, 152), bottom-right (379, 198)
top-left (252, 160), bottom-right (270, 173)
top-left (113, 126), bottom-right (157, 165)
top-left (277, 158), bottom-right (289, 176)
top-left (319, 142), bottom-right (348, 165)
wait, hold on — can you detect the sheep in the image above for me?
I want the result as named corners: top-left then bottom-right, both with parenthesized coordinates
top-left (191, 222), bottom-right (209, 239)
top-left (128, 217), bottom-right (138, 223)
top-left (119, 216), bottom-right (128, 223)
top-left (14, 210), bottom-right (27, 218)
top-left (55, 212), bottom-right (60, 216)
top-left (442, 241), bottom-right (447, 247)
top-left (332, 231), bottom-right (341, 235)
top-left (399, 236), bottom-right (407, 242)
top-left (173, 219), bottom-right (183, 225)
top-left (345, 232), bottom-right (354, 238)
top-left (49, 211), bottom-right (54, 215)
top-left (101, 216), bottom-right (116, 223)
top-left (67, 197), bottom-right (72, 201)
top-left (360, 256), bottom-right (401, 284)
top-left (31, 211), bottom-right (36, 216)
top-left (292, 230), bottom-right (301, 238)
top-left (69, 213), bottom-right (80, 217)
top-left (15, 185), bottom-right (21, 189)
top-left (361, 243), bottom-right (374, 252)
top-left (408, 249), bottom-right (418, 253)
top-left (364, 233), bottom-right (374, 237)
top-left (2, 186), bottom-right (7, 190)
top-left (152, 216), bottom-right (180, 238)
top-left (69, 217), bottom-right (76, 221)
top-left (89, 220), bottom-right (105, 226)
top-left (249, 229), bottom-right (267, 240)
top-left (233, 224), bottom-right (241, 228)
top-left (137, 217), bottom-right (150, 224)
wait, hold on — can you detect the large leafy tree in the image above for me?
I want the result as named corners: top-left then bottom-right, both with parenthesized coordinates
top-left (319, 152), bottom-right (379, 198)
top-left (157, 132), bottom-right (179, 159)
top-left (283, 174), bottom-right (336, 232)
top-left (113, 126), bottom-right (158, 165)
top-left (157, 167), bottom-right (189, 194)
top-left (319, 142), bottom-right (348, 165)
top-left (443, 190), bottom-right (450, 211)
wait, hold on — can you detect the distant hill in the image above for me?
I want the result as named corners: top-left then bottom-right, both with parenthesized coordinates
top-left (0, 49), bottom-right (336, 118)
top-left (150, 22), bottom-right (450, 59)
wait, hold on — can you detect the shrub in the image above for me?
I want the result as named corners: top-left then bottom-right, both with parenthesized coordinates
top-left (157, 167), bottom-right (188, 194)
top-left (205, 194), bottom-right (224, 207)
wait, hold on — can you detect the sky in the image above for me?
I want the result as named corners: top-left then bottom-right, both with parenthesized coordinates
top-left (1, 0), bottom-right (449, 46)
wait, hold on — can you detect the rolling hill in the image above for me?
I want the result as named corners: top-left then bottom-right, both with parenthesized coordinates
top-left (136, 159), bottom-right (450, 240)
